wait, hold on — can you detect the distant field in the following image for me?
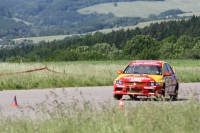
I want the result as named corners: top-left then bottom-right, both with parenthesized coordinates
top-left (14, 35), bottom-right (78, 43)
top-left (13, 18), bottom-right (32, 25)
top-left (92, 19), bottom-right (179, 34)
top-left (178, 12), bottom-right (200, 17)
top-left (77, 0), bottom-right (200, 18)
top-left (15, 0), bottom-right (200, 43)
top-left (15, 19), bottom-right (179, 43)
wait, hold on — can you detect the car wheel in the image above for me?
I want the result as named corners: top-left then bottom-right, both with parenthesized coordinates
top-left (154, 85), bottom-right (165, 101)
top-left (113, 94), bottom-right (123, 100)
top-left (170, 84), bottom-right (179, 101)
top-left (155, 95), bottom-right (165, 101)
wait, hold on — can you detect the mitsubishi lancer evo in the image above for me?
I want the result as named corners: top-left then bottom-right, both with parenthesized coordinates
top-left (113, 60), bottom-right (179, 101)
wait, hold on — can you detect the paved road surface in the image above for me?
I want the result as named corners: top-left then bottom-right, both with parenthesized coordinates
top-left (0, 83), bottom-right (200, 119)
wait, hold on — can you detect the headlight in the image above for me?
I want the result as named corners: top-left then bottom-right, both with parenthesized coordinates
top-left (147, 82), bottom-right (161, 86)
top-left (115, 80), bottom-right (124, 85)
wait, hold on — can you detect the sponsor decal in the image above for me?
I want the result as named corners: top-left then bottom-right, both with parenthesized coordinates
top-left (130, 62), bottom-right (162, 66)
top-left (144, 86), bottom-right (154, 89)
top-left (116, 85), bottom-right (125, 88)
top-left (124, 77), bottom-right (151, 82)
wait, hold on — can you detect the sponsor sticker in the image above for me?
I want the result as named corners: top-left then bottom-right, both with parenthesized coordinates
top-left (124, 77), bottom-right (151, 82)
top-left (144, 86), bottom-right (154, 89)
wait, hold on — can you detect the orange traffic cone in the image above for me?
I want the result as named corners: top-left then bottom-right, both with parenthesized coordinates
top-left (11, 95), bottom-right (18, 106)
top-left (118, 98), bottom-right (124, 109)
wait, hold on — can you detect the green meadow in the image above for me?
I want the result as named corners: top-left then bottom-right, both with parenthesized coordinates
top-left (0, 59), bottom-right (199, 90)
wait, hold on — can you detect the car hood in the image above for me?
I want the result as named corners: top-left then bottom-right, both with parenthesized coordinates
top-left (115, 74), bottom-right (164, 82)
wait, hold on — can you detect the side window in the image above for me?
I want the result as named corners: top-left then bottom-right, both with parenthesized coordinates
top-left (164, 63), bottom-right (169, 74)
top-left (166, 63), bottom-right (174, 74)
top-left (124, 66), bottom-right (134, 74)
top-left (124, 66), bottom-right (131, 73)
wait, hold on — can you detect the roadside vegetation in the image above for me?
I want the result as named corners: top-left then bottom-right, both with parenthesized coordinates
top-left (0, 59), bottom-right (199, 90)
top-left (0, 88), bottom-right (199, 133)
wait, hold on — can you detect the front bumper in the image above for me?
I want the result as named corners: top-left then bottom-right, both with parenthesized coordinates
top-left (113, 84), bottom-right (163, 97)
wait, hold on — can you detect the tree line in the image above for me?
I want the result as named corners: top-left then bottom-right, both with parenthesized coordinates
top-left (1, 15), bottom-right (200, 62)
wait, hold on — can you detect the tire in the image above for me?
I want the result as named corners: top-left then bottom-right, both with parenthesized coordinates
top-left (154, 85), bottom-right (165, 101)
top-left (113, 94), bottom-right (123, 100)
top-left (155, 95), bottom-right (165, 101)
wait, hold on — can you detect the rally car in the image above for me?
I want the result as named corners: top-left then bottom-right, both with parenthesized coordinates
top-left (113, 60), bottom-right (179, 101)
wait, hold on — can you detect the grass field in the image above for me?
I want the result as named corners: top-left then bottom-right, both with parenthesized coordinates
top-left (13, 18), bottom-right (32, 25)
top-left (13, 35), bottom-right (78, 43)
top-left (78, 0), bottom-right (200, 18)
top-left (1, 99), bottom-right (200, 133)
top-left (0, 59), bottom-right (199, 90)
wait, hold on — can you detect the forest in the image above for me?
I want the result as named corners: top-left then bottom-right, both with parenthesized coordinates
top-left (1, 15), bottom-right (200, 62)
top-left (0, 0), bottom-right (184, 39)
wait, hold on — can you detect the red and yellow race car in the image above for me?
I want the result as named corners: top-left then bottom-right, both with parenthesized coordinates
top-left (113, 60), bottom-right (179, 101)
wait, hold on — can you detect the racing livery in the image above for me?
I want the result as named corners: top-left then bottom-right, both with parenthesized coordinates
top-left (113, 60), bottom-right (179, 100)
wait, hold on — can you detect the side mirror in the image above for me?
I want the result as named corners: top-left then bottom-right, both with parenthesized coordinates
top-left (118, 70), bottom-right (123, 74)
top-left (164, 72), bottom-right (171, 76)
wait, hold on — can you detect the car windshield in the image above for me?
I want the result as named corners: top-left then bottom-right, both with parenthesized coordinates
top-left (123, 65), bottom-right (162, 75)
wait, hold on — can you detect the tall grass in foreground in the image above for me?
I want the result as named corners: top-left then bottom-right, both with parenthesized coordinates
top-left (0, 90), bottom-right (200, 133)
top-left (0, 60), bottom-right (199, 90)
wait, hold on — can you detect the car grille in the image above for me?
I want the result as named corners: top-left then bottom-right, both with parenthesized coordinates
top-left (125, 82), bottom-right (146, 87)
top-left (127, 89), bottom-right (141, 93)
top-left (116, 87), bottom-right (123, 91)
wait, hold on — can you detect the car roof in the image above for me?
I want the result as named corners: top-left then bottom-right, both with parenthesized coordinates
top-left (129, 60), bottom-right (164, 66)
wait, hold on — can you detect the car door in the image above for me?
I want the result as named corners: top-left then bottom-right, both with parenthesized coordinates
top-left (166, 63), bottom-right (177, 94)
top-left (163, 63), bottom-right (176, 97)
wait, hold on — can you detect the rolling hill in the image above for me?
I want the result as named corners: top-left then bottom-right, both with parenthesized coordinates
top-left (0, 0), bottom-right (200, 42)
top-left (78, 0), bottom-right (200, 18)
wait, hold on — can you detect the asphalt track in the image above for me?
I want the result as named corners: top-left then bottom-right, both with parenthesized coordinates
top-left (0, 83), bottom-right (200, 119)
